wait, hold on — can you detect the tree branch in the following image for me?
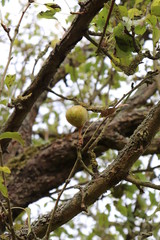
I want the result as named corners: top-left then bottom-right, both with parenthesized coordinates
top-left (0, 0), bottom-right (109, 152)
top-left (18, 100), bottom-right (160, 239)
top-left (125, 175), bottom-right (160, 190)
top-left (0, 108), bottom-right (157, 215)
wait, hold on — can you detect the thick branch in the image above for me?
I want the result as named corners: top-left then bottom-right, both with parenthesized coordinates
top-left (21, 100), bottom-right (160, 239)
top-left (0, 108), bottom-right (155, 207)
top-left (0, 0), bottom-right (109, 152)
top-left (0, 106), bottom-right (159, 234)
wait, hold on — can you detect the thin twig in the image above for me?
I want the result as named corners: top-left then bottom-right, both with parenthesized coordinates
top-left (32, 42), bottom-right (51, 76)
top-left (0, 2), bottom-right (31, 96)
top-left (114, 70), bottom-right (158, 108)
top-left (46, 87), bottom-right (79, 103)
top-left (1, 22), bottom-right (12, 41)
top-left (97, 0), bottom-right (115, 52)
top-left (131, 165), bottom-right (160, 173)
top-left (44, 145), bottom-right (94, 239)
top-left (84, 32), bottom-right (113, 60)
top-left (50, 181), bottom-right (89, 195)
top-left (88, 118), bottom-right (111, 151)
top-left (82, 117), bottom-right (106, 152)
top-left (147, 155), bottom-right (154, 169)
top-left (126, 175), bottom-right (160, 190)
top-left (44, 150), bottom-right (81, 239)
top-left (85, 32), bottom-right (145, 75)
top-left (82, 70), bottom-right (157, 163)
top-left (77, 147), bottom-right (94, 176)
top-left (47, 68), bottom-right (156, 115)
top-left (82, 70), bottom-right (157, 153)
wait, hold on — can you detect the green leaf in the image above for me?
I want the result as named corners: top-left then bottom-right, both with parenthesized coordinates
top-left (115, 44), bottom-right (132, 58)
top-left (114, 23), bottom-right (135, 54)
top-left (0, 132), bottom-right (25, 146)
top-left (37, 10), bottom-right (57, 19)
top-left (5, 74), bottom-right (16, 89)
top-left (0, 182), bottom-right (8, 198)
top-left (134, 24), bottom-right (146, 35)
top-left (128, 8), bottom-right (142, 19)
top-left (151, 0), bottom-right (160, 17)
top-left (136, 172), bottom-right (147, 181)
top-left (105, 203), bottom-right (111, 212)
top-left (122, 16), bottom-right (133, 31)
top-left (12, 206), bottom-right (31, 234)
top-left (124, 184), bottom-right (137, 199)
top-left (135, 0), bottom-right (143, 5)
top-left (0, 176), bottom-right (3, 182)
top-left (2, 0), bottom-right (5, 6)
top-left (114, 199), bottom-right (127, 216)
top-left (118, 6), bottom-right (128, 17)
top-left (65, 64), bottom-right (78, 82)
top-left (93, 5), bottom-right (109, 29)
top-left (0, 166), bottom-right (11, 174)
top-left (153, 27), bottom-right (160, 46)
top-left (146, 14), bottom-right (157, 26)
top-left (44, 3), bottom-right (61, 11)
top-left (0, 99), bottom-right (8, 106)
top-left (149, 191), bottom-right (157, 205)
top-left (137, 195), bottom-right (147, 210)
top-left (37, 4), bottom-right (61, 20)
top-left (98, 213), bottom-right (109, 227)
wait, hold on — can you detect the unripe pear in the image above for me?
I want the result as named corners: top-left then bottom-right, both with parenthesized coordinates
top-left (66, 105), bottom-right (88, 128)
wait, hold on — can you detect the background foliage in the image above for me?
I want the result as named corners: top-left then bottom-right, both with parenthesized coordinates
top-left (0, 0), bottom-right (160, 239)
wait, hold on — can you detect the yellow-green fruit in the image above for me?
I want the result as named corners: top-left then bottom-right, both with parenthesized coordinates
top-left (66, 105), bottom-right (88, 128)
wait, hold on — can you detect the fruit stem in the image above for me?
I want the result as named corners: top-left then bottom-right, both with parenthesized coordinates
top-left (78, 127), bottom-right (83, 146)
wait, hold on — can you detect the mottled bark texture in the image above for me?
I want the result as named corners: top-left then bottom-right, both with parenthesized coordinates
top-left (0, 0), bottom-right (111, 234)
top-left (0, 0), bottom-right (160, 238)
top-left (0, 105), bottom-right (159, 216)
top-left (19, 100), bottom-right (160, 239)
top-left (0, 0), bottom-right (109, 152)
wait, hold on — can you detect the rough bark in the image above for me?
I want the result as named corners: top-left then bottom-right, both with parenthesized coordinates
top-left (0, 0), bottom-right (159, 237)
top-left (18, 100), bottom-right (160, 239)
top-left (0, 81), bottom-right (159, 218)
top-left (0, 0), bottom-right (109, 152)
top-left (0, 107), bottom-right (159, 213)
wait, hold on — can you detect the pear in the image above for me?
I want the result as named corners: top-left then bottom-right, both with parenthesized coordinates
top-left (66, 105), bottom-right (88, 128)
